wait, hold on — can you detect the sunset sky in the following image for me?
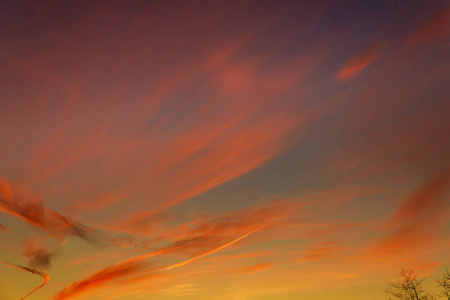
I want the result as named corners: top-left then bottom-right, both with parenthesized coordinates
top-left (0, 1), bottom-right (449, 299)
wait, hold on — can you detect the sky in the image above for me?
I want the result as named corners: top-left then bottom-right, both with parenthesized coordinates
top-left (0, 0), bottom-right (449, 299)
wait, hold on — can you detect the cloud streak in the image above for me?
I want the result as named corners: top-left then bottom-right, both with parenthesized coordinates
top-left (370, 167), bottom-right (450, 257)
top-left (0, 1), bottom-right (448, 299)
top-left (408, 9), bottom-right (450, 46)
top-left (53, 200), bottom-right (288, 299)
top-left (338, 42), bottom-right (385, 80)
top-left (0, 259), bottom-right (50, 300)
top-left (0, 222), bottom-right (10, 233)
top-left (53, 226), bottom-right (264, 299)
top-left (166, 225), bottom-right (265, 270)
top-left (301, 241), bottom-right (342, 262)
top-left (53, 258), bottom-right (148, 300)
top-left (0, 178), bottom-right (92, 242)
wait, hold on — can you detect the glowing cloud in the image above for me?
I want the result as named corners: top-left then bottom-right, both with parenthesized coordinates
top-left (0, 178), bottom-right (92, 241)
top-left (53, 226), bottom-right (263, 299)
top-left (53, 259), bottom-right (147, 300)
top-left (0, 1), bottom-right (448, 300)
top-left (408, 9), bottom-right (450, 46)
top-left (371, 168), bottom-right (450, 257)
top-left (166, 226), bottom-right (265, 270)
top-left (338, 42), bottom-right (385, 80)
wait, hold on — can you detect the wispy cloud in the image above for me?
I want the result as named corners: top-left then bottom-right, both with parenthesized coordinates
top-left (337, 41), bottom-right (385, 80)
top-left (0, 178), bottom-right (95, 242)
top-left (166, 226), bottom-right (264, 270)
top-left (370, 168), bottom-right (450, 258)
top-left (53, 200), bottom-right (294, 299)
top-left (22, 238), bottom-right (56, 270)
top-left (72, 192), bottom-right (121, 212)
top-left (0, 222), bottom-right (10, 233)
top-left (233, 262), bottom-right (272, 275)
top-left (408, 9), bottom-right (450, 46)
top-left (53, 258), bottom-right (150, 300)
top-left (0, 259), bottom-right (50, 300)
top-left (300, 241), bottom-right (342, 262)
top-left (53, 226), bottom-right (262, 299)
top-left (0, 1), bottom-right (448, 299)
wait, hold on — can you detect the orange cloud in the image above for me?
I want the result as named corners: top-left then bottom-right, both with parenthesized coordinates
top-left (408, 9), bottom-right (450, 46)
top-left (234, 262), bottom-right (272, 274)
top-left (370, 168), bottom-right (450, 258)
top-left (53, 226), bottom-right (264, 300)
top-left (337, 42), bottom-right (385, 80)
top-left (301, 241), bottom-right (342, 262)
top-left (22, 238), bottom-right (56, 270)
top-left (0, 178), bottom-right (93, 242)
top-left (2, 2), bottom-right (448, 299)
top-left (153, 199), bottom-right (299, 257)
top-left (0, 223), bottom-right (10, 233)
top-left (53, 259), bottom-right (150, 300)
top-left (166, 226), bottom-right (264, 270)
top-left (0, 5), bottom-right (341, 234)
top-left (53, 200), bottom-right (294, 299)
top-left (0, 259), bottom-right (50, 300)
top-left (72, 192), bottom-right (121, 212)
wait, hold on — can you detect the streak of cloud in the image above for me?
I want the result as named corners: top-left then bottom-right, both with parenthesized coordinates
top-left (234, 262), bottom-right (272, 275)
top-left (370, 167), bottom-right (450, 257)
top-left (166, 226), bottom-right (265, 270)
top-left (0, 1), bottom-right (448, 299)
top-left (0, 259), bottom-right (50, 300)
top-left (0, 178), bottom-right (93, 242)
top-left (54, 224), bottom-right (266, 299)
top-left (72, 192), bottom-right (121, 212)
top-left (408, 9), bottom-right (450, 46)
top-left (0, 223), bottom-right (10, 233)
top-left (300, 241), bottom-right (342, 262)
top-left (337, 42), bottom-right (385, 80)
top-left (53, 258), bottom-right (149, 300)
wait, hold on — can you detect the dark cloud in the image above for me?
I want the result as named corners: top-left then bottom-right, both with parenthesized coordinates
top-left (0, 178), bottom-right (95, 242)
top-left (22, 238), bottom-right (56, 270)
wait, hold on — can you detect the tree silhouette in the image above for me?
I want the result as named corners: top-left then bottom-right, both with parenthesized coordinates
top-left (386, 268), bottom-right (436, 300)
top-left (437, 267), bottom-right (450, 300)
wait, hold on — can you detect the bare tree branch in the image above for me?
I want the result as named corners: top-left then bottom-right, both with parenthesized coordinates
top-left (386, 268), bottom-right (436, 300)
top-left (437, 267), bottom-right (450, 300)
